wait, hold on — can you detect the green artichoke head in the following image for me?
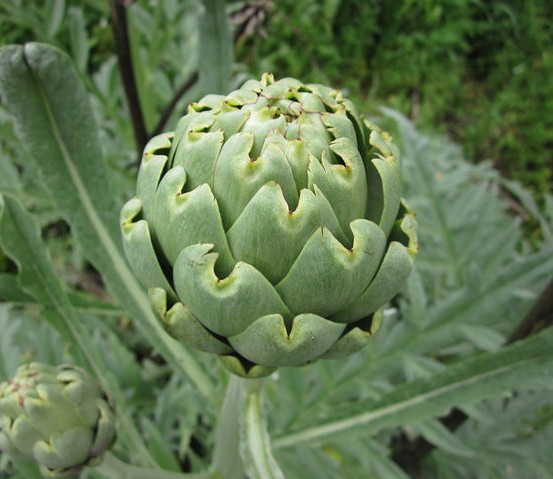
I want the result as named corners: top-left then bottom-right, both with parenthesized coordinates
top-left (121, 73), bottom-right (417, 377)
top-left (0, 363), bottom-right (116, 478)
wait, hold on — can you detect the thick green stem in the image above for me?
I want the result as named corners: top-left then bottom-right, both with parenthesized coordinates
top-left (210, 375), bottom-right (285, 479)
top-left (241, 378), bottom-right (286, 479)
top-left (211, 375), bottom-right (245, 479)
top-left (96, 452), bottom-right (213, 479)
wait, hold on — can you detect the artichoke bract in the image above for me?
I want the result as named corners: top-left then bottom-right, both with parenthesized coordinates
top-left (121, 73), bottom-right (417, 377)
top-left (0, 363), bottom-right (116, 478)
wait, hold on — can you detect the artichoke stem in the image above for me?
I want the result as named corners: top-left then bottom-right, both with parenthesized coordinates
top-left (241, 378), bottom-right (286, 479)
top-left (211, 375), bottom-right (245, 479)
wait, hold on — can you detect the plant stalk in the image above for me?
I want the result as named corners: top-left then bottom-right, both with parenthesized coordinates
top-left (211, 374), bottom-right (245, 479)
top-left (241, 378), bottom-right (286, 479)
top-left (211, 375), bottom-right (285, 479)
top-left (109, 0), bottom-right (148, 156)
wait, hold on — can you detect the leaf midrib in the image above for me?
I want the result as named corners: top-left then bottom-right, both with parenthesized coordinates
top-left (273, 338), bottom-right (553, 449)
top-left (21, 45), bottom-right (217, 403)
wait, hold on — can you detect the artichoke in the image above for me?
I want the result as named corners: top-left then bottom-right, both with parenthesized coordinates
top-left (121, 73), bottom-right (417, 377)
top-left (0, 363), bottom-right (116, 478)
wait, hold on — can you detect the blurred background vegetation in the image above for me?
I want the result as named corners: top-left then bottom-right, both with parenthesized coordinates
top-left (231, 0), bottom-right (553, 201)
top-left (1, 0), bottom-right (551, 201)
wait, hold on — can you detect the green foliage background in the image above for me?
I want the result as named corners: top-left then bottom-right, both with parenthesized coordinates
top-left (233, 0), bottom-right (553, 199)
top-left (3, 0), bottom-right (552, 198)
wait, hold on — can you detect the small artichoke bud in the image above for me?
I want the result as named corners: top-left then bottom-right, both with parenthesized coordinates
top-left (0, 363), bottom-right (116, 478)
top-left (121, 73), bottom-right (417, 377)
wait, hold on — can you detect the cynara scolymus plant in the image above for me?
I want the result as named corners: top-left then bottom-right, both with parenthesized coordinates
top-left (0, 363), bottom-right (116, 478)
top-left (1, 3), bottom-right (552, 476)
top-left (121, 73), bottom-right (418, 377)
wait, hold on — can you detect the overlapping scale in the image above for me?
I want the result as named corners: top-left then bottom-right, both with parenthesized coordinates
top-left (173, 244), bottom-right (293, 337)
top-left (151, 167), bottom-right (235, 275)
top-left (307, 138), bottom-right (368, 239)
top-left (149, 288), bottom-right (233, 355)
top-left (227, 182), bottom-right (346, 284)
top-left (120, 198), bottom-right (176, 298)
top-left (276, 219), bottom-right (386, 317)
top-left (136, 133), bottom-right (172, 220)
top-left (332, 210), bottom-right (417, 323)
top-left (228, 313), bottom-right (345, 367)
top-left (121, 72), bottom-right (417, 377)
top-left (212, 132), bottom-right (298, 228)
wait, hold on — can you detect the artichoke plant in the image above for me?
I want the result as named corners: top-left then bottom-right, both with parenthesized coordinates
top-left (0, 363), bottom-right (116, 478)
top-left (121, 73), bottom-right (417, 377)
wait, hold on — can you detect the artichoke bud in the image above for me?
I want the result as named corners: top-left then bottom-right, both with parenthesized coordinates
top-left (0, 363), bottom-right (116, 478)
top-left (121, 73), bottom-right (418, 377)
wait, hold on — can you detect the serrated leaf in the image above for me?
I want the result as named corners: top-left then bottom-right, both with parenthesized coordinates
top-left (0, 43), bottom-right (216, 403)
top-left (402, 353), bottom-right (445, 381)
top-left (273, 327), bottom-right (553, 448)
top-left (425, 391), bottom-right (553, 479)
top-left (415, 419), bottom-right (475, 458)
top-left (364, 440), bottom-right (412, 479)
top-left (0, 194), bottom-right (76, 348)
top-left (459, 324), bottom-right (504, 351)
top-left (141, 418), bottom-right (182, 472)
